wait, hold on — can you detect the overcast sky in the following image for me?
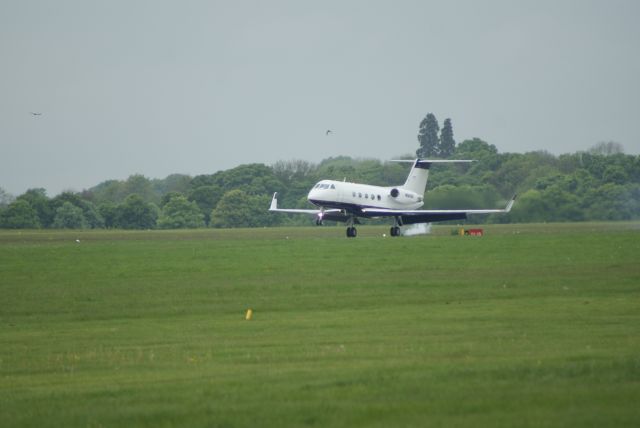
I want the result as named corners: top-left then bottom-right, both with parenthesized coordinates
top-left (1, 0), bottom-right (639, 196)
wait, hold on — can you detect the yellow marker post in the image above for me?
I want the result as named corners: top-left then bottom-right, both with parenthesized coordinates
top-left (245, 309), bottom-right (253, 320)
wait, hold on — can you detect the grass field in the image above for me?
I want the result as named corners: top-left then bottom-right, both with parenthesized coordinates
top-left (1, 223), bottom-right (639, 427)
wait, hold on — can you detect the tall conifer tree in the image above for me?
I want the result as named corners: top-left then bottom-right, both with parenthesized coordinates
top-left (416, 113), bottom-right (440, 158)
top-left (439, 118), bottom-right (456, 158)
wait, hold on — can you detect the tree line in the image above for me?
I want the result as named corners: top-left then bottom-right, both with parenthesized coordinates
top-left (2, 115), bottom-right (639, 229)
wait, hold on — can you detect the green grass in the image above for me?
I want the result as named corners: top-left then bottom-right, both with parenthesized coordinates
top-left (1, 223), bottom-right (639, 427)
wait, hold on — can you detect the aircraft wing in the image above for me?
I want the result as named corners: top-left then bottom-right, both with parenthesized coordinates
top-left (268, 192), bottom-right (342, 216)
top-left (361, 195), bottom-right (517, 224)
top-left (269, 192), bottom-right (321, 214)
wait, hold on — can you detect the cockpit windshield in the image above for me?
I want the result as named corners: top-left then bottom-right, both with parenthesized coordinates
top-left (313, 183), bottom-right (336, 190)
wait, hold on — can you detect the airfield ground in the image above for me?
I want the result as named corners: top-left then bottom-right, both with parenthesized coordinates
top-left (1, 223), bottom-right (639, 427)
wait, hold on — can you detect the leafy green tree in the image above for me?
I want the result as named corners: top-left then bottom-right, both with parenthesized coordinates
top-left (585, 183), bottom-right (640, 220)
top-left (158, 195), bottom-right (205, 229)
top-left (272, 160), bottom-right (315, 184)
top-left (122, 174), bottom-right (158, 204)
top-left (210, 190), bottom-right (276, 228)
top-left (380, 161), bottom-right (411, 186)
top-left (153, 174), bottom-right (192, 196)
top-left (416, 113), bottom-right (440, 158)
top-left (116, 194), bottom-right (159, 229)
top-left (602, 165), bottom-right (628, 185)
top-left (415, 139), bottom-right (492, 189)
top-left (589, 141), bottom-right (624, 156)
top-left (488, 152), bottom-right (558, 196)
top-left (543, 184), bottom-right (584, 221)
top-left (0, 187), bottom-right (14, 208)
top-left (189, 174), bottom-right (216, 190)
top-left (508, 189), bottom-right (550, 223)
top-left (87, 179), bottom-right (123, 204)
top-left (188, 185), bottom-right (223, 226)
top-left (579, 153), bottom-right (609, 181)
top-left (0, 199), bottom-right (40, 228)
top-left (424, 184), bottom-right (500, 210)
top-left (17, 188), bottom-right (53, 227)
top-left (454, 138), bottom-right (499, 160)
top-left (632, 156), bottom-right (640, 183)
top-left (49, 192), bottom-right (84, 218)
top-left (98, 202), bottom-right (119, 229)
top-left (439, 118), bottom-right (456, 158)
top-left (160, 191), bottom-right (184, 208)
top-left (316, 157), bottom-right (357, 182)
top-left (52, 202), bottom-right (88, 229)
top-left (212, 164), bottom-right (282, 196)
top-left (79, 200), bottom-right (105, 228)
top-left (271, 160), bottom-right (319, 210)
top-left (50, 193), bottom-right (103, 228)
top-left (557, 153), bottom-right (583, 174)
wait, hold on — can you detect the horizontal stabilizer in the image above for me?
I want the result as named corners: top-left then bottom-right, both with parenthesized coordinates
top-left (389, 159), bottom-right (475, 166)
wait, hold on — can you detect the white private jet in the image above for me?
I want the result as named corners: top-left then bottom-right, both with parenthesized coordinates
top-left (269, 159), bottom-right (516, 237)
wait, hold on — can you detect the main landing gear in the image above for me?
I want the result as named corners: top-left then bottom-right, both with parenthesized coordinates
top-left (389, 216), bottom-right (402, 237)
top-left (345, 216), bottom-right (358, 238)
top-left (345, 216), bottom-right (402, 238)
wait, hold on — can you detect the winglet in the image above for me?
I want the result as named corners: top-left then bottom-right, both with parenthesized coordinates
top-left (505, 194), bottom-right (517, 213)
top-left (269, 192), bottom-right (278, 211)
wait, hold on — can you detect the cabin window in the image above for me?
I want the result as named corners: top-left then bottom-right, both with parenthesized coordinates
top-left (352, 192), bottom-right (356, 197)
top-left (358, 193), bottom-right (362, 198)
top-left (330, 184), bottom-right (336, 189)
top-left (377, 195), bottom-right (381, 200)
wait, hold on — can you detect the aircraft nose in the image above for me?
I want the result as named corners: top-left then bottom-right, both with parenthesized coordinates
top-left (308, 186), bottom-right (328, 202)
top-left (307, 188), bottom-right (319, 200)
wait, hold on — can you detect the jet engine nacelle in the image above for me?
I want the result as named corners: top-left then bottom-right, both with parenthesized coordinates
top-left (389, 188), bottom-right (421, 205)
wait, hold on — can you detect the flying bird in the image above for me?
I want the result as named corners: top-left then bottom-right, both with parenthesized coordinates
top-left (30, 112), bottom-right (42, 116)
top-left (326, 129), bottom-right (332, 135)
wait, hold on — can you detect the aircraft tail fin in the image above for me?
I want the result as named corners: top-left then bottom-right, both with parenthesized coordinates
top-left (391, 159), bottom-right (474, 195)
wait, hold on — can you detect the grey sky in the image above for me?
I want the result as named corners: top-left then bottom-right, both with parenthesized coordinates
top-left (1, 0), bottom-right (639, 196)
